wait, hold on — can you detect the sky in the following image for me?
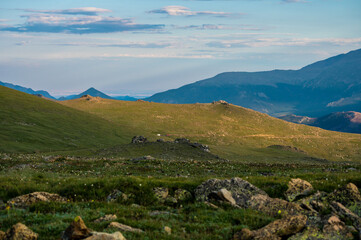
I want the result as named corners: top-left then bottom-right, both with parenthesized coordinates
top-left (0, 0), bottom-right (360, 97)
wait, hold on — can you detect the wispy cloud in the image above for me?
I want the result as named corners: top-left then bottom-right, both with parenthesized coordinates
top-left (0, 13), bottom-right (164, 34)
top-left (148, 6), bottom-right (239, 17)
top-left (23, 7), bottom-right (112, 16)
top-left (207, 37), bottom-right (361, 48)
top-left (57, 42), bottom-right (174, 48)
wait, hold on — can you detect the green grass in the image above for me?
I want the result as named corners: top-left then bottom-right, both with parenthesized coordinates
top-left (0, 153), bottom-right (360, 239)
top-left (0, 86), bottom-right (129, 153)
top-left (60, 98), bottom-right (361, 162)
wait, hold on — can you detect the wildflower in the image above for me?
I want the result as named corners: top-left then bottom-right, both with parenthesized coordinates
top-left (278, 210), bottom-right (282, 215)
top-left (5, 205), bottom-right (10, 211)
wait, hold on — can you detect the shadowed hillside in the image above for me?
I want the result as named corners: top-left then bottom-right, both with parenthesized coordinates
top-left (0, 86), bottom-right (128, 152)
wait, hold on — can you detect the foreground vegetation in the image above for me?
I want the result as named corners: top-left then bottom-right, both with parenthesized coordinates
top-left (1, 146), bottom-right (360, 239)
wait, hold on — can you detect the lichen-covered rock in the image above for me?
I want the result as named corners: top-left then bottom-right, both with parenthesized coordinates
top-left (84, 232), bottom-right (126, 240)
top-left (297, 191), bottom-right (328, 213)
top-left (249, 194), bottom-right (305, 217)
top-left (322, 215), bottom-right (355, 240)
top-left (174, 189), bottom-right (192, 202)
top-left (234, 215), bottom-right (307, 240)
top-left (106, 190), bottom-right (128, 203)
top-left (330, 201), bottom-right (361, 229)
top-left (195, 177), bottom-right (268, 208)
top-left (208, 188), bottom-right (236, 205)
top-left (108, 222), bottom-right (144, 234)
top-left (327, 183), bottom-right (361, 206)
top-left (8, 192), bottom-right (66, 208)
top-left (2, 223), bottom-right (38, 240)
top-left (94, 214), bottom-right (117, 223)
top-left (131, 136), bottom-right (147, 144)
top-left (285, 178), bottom-right (313, 202)
top-left (62, 216), bottom-right (91, 240)
top-left (153, 187), bottom-right (168, 202)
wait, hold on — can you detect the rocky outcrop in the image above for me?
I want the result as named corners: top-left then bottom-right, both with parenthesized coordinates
top-left (153, 187), bottom-right (168, 202)
top-left (195, 177), bottom-right (268, 208)
top-left (297, 191), bottom-right (328, 213)
top-left (106, 190), bottom-right (128, 203)
top-left (249, 194), bottom-right (305, 217)
top-left (234, 215), bottom-right (307, 240)
top-left (208, 188), bottom-right (236, 206)
top-left (108, 222), bottom-right (144, 234)
top-left (322, 215), bottom-right (355, 240)
top-left (8, 192), bottom-right (66, 208)
top-left (1, 223), bottom-right (38, 240)
top-left (131, 136), bottom-right (147, 144)
top-left (330, 201), bottom-right (361, 229)
top-left (84, 232), bottom-right (125, 240)
top-left (62, 216), bottom-right (91, 240)
top-left (327, 183), bottom-right (361, 206)
top-left (174, 189), bottom-right (192, 202)
top-left (94, 215), bottom-right (117, 223)
top-left (285, 178), bottom-right (313, 202)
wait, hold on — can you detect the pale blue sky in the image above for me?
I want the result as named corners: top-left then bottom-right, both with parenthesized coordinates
top-left (0, 0), bottom-right (360, 96)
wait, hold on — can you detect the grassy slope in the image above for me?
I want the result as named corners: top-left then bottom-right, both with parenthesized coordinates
top-left (61, 98), bottom-right (361, 162)
top-left (0, 86), bottom-right (128, 152)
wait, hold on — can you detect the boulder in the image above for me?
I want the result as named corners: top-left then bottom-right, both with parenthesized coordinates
top-left (285, 178), bottom-right (313, 202)
top-left (195, 177), bottom-right (268, 208)
top-left (327, 183), bottom-right (361, 206)
top-left (131, 136), bottom-right (147, 144)
top-left (234, 215), bottom-right (307, 240)
top-left (212, 100), bottom-right (229, 105)
top-left (322, 215), bottom-right (355, 240)
top-left (248, 194), bottom-right (305, 217)
top-left (84, 232), bottom-right (126, 240)
top-left (174, 189), bottom-right (192, 202)
top-left (189, 142), bottom-right (210, 152)
top-left (153, 187), bottom-right (168, 202)
top-left (174, 138), bottom-right (190, 144)
top-left (62, 216), bottom-right (91, 240)
top-left (164, 226), bottom-right (171, 235)
top-left (94, 214), bottom-right (117, 223)
top-left (108, 222), bottom-right (144, 234)
top-left (330, 201), bottom-right (361, 229)
top-left (106, 190), bottom-right (128, 203)
top-left (8, 192), bottom-right (66, 208)
top-left (208, 188), bottom-right (236, 205)
top-left (297, 191), bottom-right (328, 213)
top-left (1, 223), bottom-right (38, 240)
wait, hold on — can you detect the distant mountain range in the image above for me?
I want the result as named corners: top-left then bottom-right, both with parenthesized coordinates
top-left (58, 87), bottom-right (113, 100)
top-left (146, 48), bottom-right (361, 117)
top-left (280, 111), bottom-right (361, 134)
top-left (0, 81), bottom-right (55, 99)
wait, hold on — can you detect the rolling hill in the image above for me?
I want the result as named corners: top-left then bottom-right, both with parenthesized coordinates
top-left (61, 98), bottom-right (361, 162)
top-left (0, 86), bottom-right (128, 152)
top-left (146, 49), bottom-right (361, 117)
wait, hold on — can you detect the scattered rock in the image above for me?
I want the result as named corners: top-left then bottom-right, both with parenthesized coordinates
top-left (322, 215), bottom-right (355, 239)
top-left (208, 188), bottom-right (236, 205)
top-left (94, 214), bottom-right (117, 223)
top-left (84, 232), bottom-right (125, 240)
top-left (131, 155), bottom-right (155, 163)
top-left (285, 178), bottom-right (314, 202)
top-left (8, 192), bottom-right (66, 208)
top-left (234, 215), bottom-right (307, 240)
top-left (189, 142), bottom-right (210, 152)
top-left (61, 216), bottom-right (91, 240)
top-left (195, 177), bottom-right (268, 208)
top-left (174, 138), bottom-right (190, 144)
top-left (297, 191), bottom-right (328, 213)
top-left (174, 189), bottom-right (192, 202)
top-left (108, 222), bottom-right (144, 234)
top-left (153, 187), bottom-right (169, 202)
top-left (327, 183), bottom-right (361, 206)
top-left (212, 100), bottom-right (229, 105)
top-left (131, 136), bottom-right (147, 144)
top-left (267, 145), bottom-right (306, 154)
top-left (106, 190), bottom-right (128, 203)
top-left (1, 223), bottom-right (38, 240)
top-left (149, 211), bottom-right (173, 217)
top-left (156, 139), bottom-right (165, 143)
top-left (330, 201), bottom-right (361, 229)
top-left (249, 194), bottom-right (305, 217)
top-left (164, 226), bottom-right (171, 235)
top-left (164, 196), bottom-right (178, 205)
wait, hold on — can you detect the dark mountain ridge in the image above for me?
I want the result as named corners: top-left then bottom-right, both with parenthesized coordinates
top-left (0, 81), bottom-right (55, 99)
top-left (146, 49), bottom-right (361, 117)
